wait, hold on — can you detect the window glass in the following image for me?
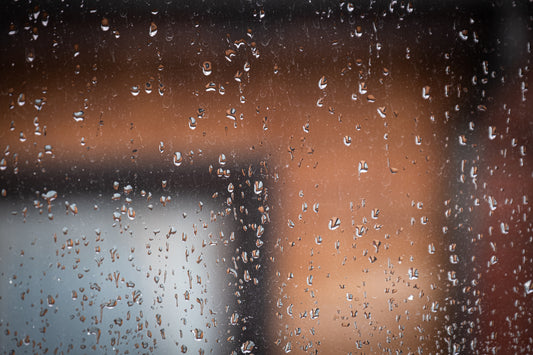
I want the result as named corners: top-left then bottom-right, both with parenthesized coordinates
top-left (0, 1), bottom-right (531, 354)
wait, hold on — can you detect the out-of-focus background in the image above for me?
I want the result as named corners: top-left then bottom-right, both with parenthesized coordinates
top-left (0, 1), bottom-right (531, 354)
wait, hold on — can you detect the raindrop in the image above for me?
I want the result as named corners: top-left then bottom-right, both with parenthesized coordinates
top-left (144, 82), bottom-right (152, 94)
top-left (205, 82), bottom-right (216, 92)
top-left (284, 341), bottom-right (292, 353)
top-left (408, 268), bottom-right (419, 280)
top-left (358, 160), bottom-right (368, 173)
top-left (188, 117), bottom-right (197, 130)
top-left (347, 3), bottom-right (354, 12)
top-left (525, 280), bottom-right (533, 295)
top-left (17, 93), bottom-right (25, 106)
top-left (318, 76), bottom-right (327, 90)
top-left (488, 126), bottom-right (496, 140)
top-left (42, 190), bottom-right (58, 202)
top-left (73, 111), bottom-right (85, 122)
top-left (8, 23), bottom-right (17, 36)
top-left (358, 82), bottom-right (367, 95)
top-left (202, 61), bottom-right (212, 76)
top-left (500, 222), bottom-right (509, 234)
top-left (328, 217), bottom-right (340, 230)
top-left (47, 295), bottom-right (55, 307)
top-left (254, 181), bottom-right (263, 194)
top-left (26, 50), bottom-right (35, 63)
top-left (241, 340), bottom-right (255, 354)
top-left (193, 328), bottom-right (203, 341)
top-left (130, 86), bottom-right (140, 96)
top-left (230, 312), bottom-right (239, 325)
top-left (149, 22), bottom-right (158, 37)
top-left (218, 153), bottom-right (227, 165)
top-left (100, 18), bottom-right (109, 31)
top-left (422, 86), bottom-right (431, 100)
top-left (343, 136), bottom-right (352, 146)
top-left (173, 152), bottom-right (183, 167)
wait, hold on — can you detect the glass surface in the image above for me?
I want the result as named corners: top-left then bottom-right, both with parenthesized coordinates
top-left (0, 1), bottom-right (531, 354)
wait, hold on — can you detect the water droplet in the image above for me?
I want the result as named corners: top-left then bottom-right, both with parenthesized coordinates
top-left (73, 111), bottom-right (84, 122)
top-left (428, 243), bottom-right (436, 254)
top-left (359, 82), bottom-right (367, 95)
top-left (188, 117), bottom-right (197, 130)
top-left (158, 141), bottom-right (164, 153)
top-left (8, 23), bottom-right (17, 36)
top-left (241, 340), bottom-right (255, 354)
top-left (149, 22), bottom-right (158, 37)
top-left (225, 49), bottom-right (236, 62)
top-left (328, 217), bottom-right (340, 230)
top-left (525, 280), bottom-right (533, 295)
top-left (144, 82), bottom-right (152, 94)
top-left (69, 203), bottom-right (78, 215)
top-left (112, 211), bottom-right (121, 222)
top-left (193, 328), bottom-right (203, 341)
top-left (343, 136), bottom-right (352, 146)
top-left (422, 86), bottom-right (431, 100)
top-left (47, 295), bottom-right (55, 307)
top-left (205, 82), bottom-right (216, 92)
top-left (26, 50), bottom-right (35, 63)
top-left (230, 312), bottom-right (239, 325)
top-left (358, 160), bottom-right (368, 173)
top-left (100, 18), bottom-right (109, 31)
top-left (130, 86), bottom-right (140, 96)
top-left (284, 341), bottom-right (292, 353)
top-left (173, 152), bottom-right (183, 167)
top-left (318, 76), bottom-right (327, 90)
top-left (218, 153), bottom-right (227, 165)
top-left (128, 207), bottom-right (135, 221)
top-left (500, 222), bottom-right (509, 234)
top-left (488, 126), bottom-right (497, 140)
top-left (408, 268), bottom-right (419, 280)
top-left (17, 93), bottom-right (25, 106)
top-left (254, 181), bottom-right (263, 195)
top-left (488, 196), bottom-right (497, 211)
top-left (346, 2), bottom-right (354, 12)
top-left (202, 61), bottom-right (212, 76)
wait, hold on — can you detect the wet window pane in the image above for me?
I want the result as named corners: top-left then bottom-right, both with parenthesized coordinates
top-left (1, 1), bottom-right (531, 354)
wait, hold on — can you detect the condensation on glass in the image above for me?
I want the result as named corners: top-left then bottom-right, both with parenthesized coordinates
top-left (0, 1), bottom-right (531, 354)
